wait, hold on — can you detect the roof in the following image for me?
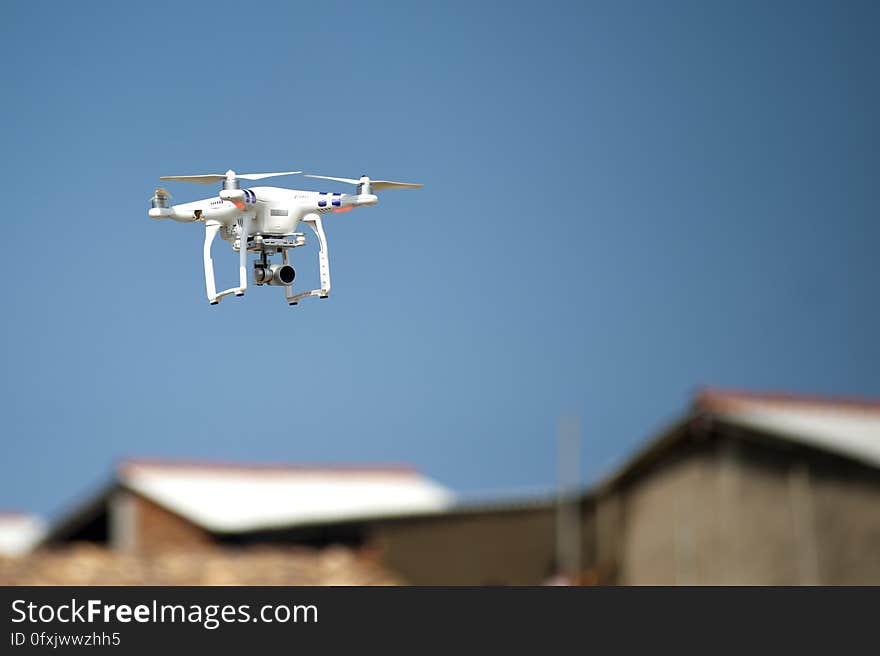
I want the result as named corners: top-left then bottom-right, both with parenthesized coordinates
top-left (697, 387), bottom-right (880, 468)
top-left (117, 459), bottom-right (454, 533)
top-left (595, 387), bottom-right (880, 494)
top-left (0, 513), bottom-right (45, 556)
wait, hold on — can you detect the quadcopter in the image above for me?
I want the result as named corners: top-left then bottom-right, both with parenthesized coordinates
top-left (148, 169), bottom-right (422, 305)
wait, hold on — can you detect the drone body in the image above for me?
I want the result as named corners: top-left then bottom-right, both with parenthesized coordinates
top-left (148, 170), bottom-right (421, 305)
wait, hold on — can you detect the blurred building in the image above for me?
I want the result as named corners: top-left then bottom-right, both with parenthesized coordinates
top-left (40, 458), bottom-right (557, 584)
top-left (21, 388), bottom-right (880, 584)
top-left (44, 459), bottom-right (453, 551)
top-left (585, 388), bottom-right (880, 584)
top-left (345, 388), bottom-right (880, 585)
top-left (318, 388), bottom-right (880, 585)
top-left (0, 512), bottom-right (45, 556)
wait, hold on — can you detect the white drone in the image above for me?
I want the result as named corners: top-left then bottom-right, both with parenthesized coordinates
top-left (149, 169), bottom-right (422, 305)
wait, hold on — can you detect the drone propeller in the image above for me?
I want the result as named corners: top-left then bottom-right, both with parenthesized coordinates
top-left (304, 174), bottom-right (423, 191)
top-left (159, 170), bottom-right (302, 184)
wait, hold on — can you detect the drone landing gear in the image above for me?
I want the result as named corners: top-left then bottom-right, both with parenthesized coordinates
top-left (203, 217), bottom-right (252, 305)
top-left (287, 215), bottom-right (331, 307)
top-left (202, 215), bottom-right (331, 306)
top-left (282, 248), bottom-right (298, 306)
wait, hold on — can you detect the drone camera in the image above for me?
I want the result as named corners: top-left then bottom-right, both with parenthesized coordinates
top-left (254, 263), bottom-right (296, 286)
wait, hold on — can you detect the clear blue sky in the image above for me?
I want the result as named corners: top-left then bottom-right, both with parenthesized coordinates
top-left (1, 1), bottom-right (878, 517)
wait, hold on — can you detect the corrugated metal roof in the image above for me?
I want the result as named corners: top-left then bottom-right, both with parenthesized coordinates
top-left (697, 388), bottom-right (880, 468)
top-left (0, 513), bottom-right (45, 556)
top-left (118, 460), bottom-right (454, 533)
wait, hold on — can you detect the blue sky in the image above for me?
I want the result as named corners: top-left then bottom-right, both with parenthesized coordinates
top-left (1, 1), bottom-right (878, 517)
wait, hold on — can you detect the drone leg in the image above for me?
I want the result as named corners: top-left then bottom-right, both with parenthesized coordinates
top-left (282, 248), bottom-right (296, 305)
top-left (311, 216), bottom-right (331, 298)
top-left (236, 214), bottom-right (250, 297)
top-left (203, 221), bottom-right (221, 305)
top-left (287, 216), bottom-right (332, 304)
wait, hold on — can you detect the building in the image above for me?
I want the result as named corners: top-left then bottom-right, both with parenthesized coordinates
top-left (44, 459), bottom-right (453, 551)
top-left (42, 459), bottom-right (560, 584)
top-left (0, 513), bottom-right (45, 557)
top-left (33, 388), bottom-right (880, 584)
top-left (338, 388), bottom-right (880, 585)
top-left (588, 388), bottom-right (880, 584)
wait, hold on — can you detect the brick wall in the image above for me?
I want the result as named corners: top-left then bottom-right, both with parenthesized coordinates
top-left (114, 492), bottom-right (214, 552)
